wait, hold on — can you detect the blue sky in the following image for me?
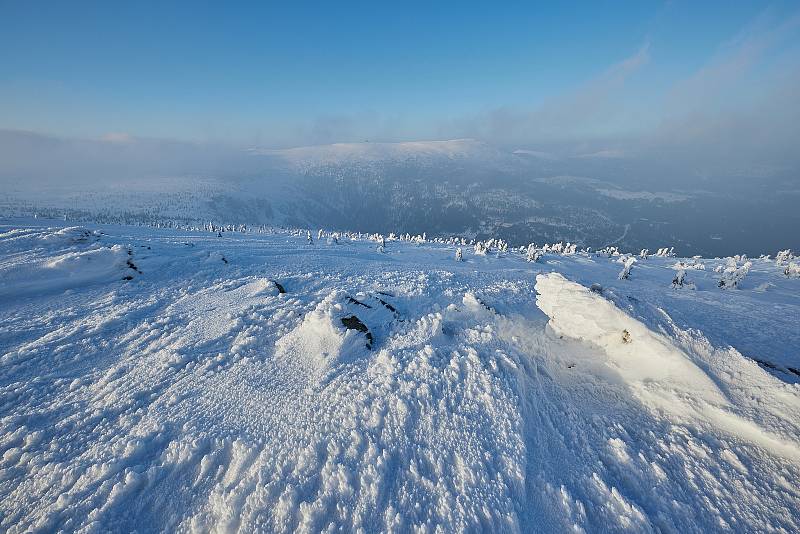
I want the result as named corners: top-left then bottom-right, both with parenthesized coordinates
top-left (1, 1), bottom-right (799, 147)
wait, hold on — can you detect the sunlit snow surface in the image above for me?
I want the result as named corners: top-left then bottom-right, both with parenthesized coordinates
top-left (1, 220), bottom-right (799, 533)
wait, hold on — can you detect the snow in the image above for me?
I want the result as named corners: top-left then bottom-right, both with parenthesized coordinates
top-left (536, 273), bottom-right (800, 462)
top-left (0, 227), bottom-right (137, 297)
top-left (596, 189), bottom-right (690, 202)
top-left (1, 219), bottom-right (799, 532)
top-left (251, 139), bottom-right (502, 167)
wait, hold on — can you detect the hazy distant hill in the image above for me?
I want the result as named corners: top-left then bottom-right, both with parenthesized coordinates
top-left (2, 136), bottom-right (797, 256)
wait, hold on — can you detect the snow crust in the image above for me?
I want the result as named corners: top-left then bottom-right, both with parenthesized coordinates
top-left (536, 272), bottom-right (800, 462)
top-left (1, 220), bottom-right (799, 532)
top-left (0, 227), bottom-right (135, 297)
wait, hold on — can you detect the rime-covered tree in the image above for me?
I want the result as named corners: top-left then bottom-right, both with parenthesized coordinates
top-left (776, 250), bottom-right (794, 264)
top-left (718, 259), bottom-right (752, 289)
top-left (526, 244), bottom-right (541, 263)
top-left (672, 269), bottom-right (686, 288)
top-left (618, 257), bottom-right (636, 280)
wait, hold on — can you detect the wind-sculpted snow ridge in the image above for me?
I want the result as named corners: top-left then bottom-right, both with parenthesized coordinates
top-left (0, 226), bottom-right (139, 298)
top-left (0, 220), bottom-right (799, 532)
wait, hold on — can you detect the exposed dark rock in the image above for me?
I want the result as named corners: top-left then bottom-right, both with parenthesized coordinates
top-left (754, 358), bottom-right (777, 370)
top-left (376, 298), bottom-right (396, 313)
top-left (347, 296), bottom-right (372, 308)
top-left (271, 281), bottom-right (286, 294)
top-left (341, 315), bottom-right (373, 349)
top-left (126, 258), bottom-right (142, 274)
top-left (475, 296), bottom-right (497, 314)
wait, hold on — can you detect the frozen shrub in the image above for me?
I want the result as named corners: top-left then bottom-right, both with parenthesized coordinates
top-left (618, 256), bottom-right (636, 280)
top-left (718, 259), bottom-right (752, 289)
top-left (785, 262), bottom-right (800, 278)
top-left (672, 269), bottom-right (686, 288)
top-left (526, 244), bottom-right (541, 263)
top-left (672, 260), bottom-right (705, 271)
top-left (654, 247), bottom-right (675, 257)
top-left (455, 248), bottom-right (463, 262)
top-left (776, 249), bottom-right (794, 264)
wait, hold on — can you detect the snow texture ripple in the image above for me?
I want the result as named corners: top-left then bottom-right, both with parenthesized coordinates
top-left (1, 221), bottom-right (799, 533)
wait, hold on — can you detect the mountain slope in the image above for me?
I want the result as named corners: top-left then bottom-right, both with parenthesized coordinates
top-left (1, 220), bottom-right (799, 532)
top-left (3, 138), bottom-right (798, 256)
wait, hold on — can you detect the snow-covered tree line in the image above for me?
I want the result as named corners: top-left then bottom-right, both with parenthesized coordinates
top-left (37, 210), bottom-right (800, 286)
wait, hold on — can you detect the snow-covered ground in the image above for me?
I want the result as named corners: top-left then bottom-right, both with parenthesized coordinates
top-left (1, 219), bottom-right (799, 532)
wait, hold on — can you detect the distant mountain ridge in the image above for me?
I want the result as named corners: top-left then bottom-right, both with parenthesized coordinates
top-left (1, 136), bottom-right (798, 256)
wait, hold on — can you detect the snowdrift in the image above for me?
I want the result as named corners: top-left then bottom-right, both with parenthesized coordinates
top-left (0, 227), bottom-right (136, 297)
top-left (1, 221), bottom-right (799, 532)
top-left (535, 272), bottom-right (800, 462)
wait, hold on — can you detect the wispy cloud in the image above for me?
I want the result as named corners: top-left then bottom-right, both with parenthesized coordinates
top-left (443, 9), bottom-right (800, 180)
top-left (643, 9), bottom-right (800, 175)
top-left (0, 129), bottom-right (254, 189)
top-left (1, 10), bottom-right (798, 191)
top-left (442, 42), bottom-right (651, 146)
top-left (99, 132), bottom-right (135, 143)
top-left (664, 9), bottom-right (800, 115)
